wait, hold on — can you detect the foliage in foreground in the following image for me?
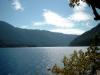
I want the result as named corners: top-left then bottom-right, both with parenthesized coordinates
top-left (50, 35), bottom-right (100, 75)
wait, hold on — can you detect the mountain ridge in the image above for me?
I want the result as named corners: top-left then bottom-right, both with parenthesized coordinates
top-left (0, 21), bottom-right (78, 47)
top-left (70, 23), bottom-right (100, 46)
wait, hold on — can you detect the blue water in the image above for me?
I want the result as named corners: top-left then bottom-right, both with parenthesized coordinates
top-left (0, 47), bottom-right (87, 75)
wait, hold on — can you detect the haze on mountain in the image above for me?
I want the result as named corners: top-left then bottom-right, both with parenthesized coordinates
top-left (0, 21), bottom-right (78, 47)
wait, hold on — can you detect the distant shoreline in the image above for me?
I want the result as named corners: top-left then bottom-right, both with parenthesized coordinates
top-left (0, 46), bottom-right (89, 48)
top-left (0, 45), bottom-right (99, 48)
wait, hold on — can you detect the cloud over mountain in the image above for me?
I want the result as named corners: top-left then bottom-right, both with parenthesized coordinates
top-left (11, 0), bottom-right (24, 11)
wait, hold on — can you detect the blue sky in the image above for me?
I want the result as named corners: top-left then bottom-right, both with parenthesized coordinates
top-left (0, 0), bottom-right (99, 35)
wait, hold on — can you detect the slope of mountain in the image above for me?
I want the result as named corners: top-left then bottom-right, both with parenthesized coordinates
top-left (70, 23), bottom-right (100, 46)
top-left (0, 21), bottom-right (78, 47)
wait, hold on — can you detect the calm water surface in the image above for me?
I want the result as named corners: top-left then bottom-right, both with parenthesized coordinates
top-left (0, 47), bottom-right (88, 75)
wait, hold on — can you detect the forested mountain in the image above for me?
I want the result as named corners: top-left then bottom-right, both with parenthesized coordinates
top-left (70, 23), bottom-right (100, 46)
top-left (0, 21), bottom-right (77, 47)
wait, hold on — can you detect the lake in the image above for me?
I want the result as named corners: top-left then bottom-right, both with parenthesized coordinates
top-left (0, 47), bottom-right (88, 75)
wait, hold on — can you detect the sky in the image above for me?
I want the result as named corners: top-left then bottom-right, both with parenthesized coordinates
top-left (0, 0), bottom-right (100, 35)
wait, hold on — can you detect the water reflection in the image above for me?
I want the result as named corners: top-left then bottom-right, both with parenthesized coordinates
top-left (0, 47), bottom-right (87, 75)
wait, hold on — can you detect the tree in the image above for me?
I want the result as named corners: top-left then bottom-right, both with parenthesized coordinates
top-left (50, 35), bottom-right (100, 75)
top-left (69, 0), bottom-right (100, 20)
top-left (63, 56), bottom-right (70, 75)
top-left (86, 34), bottom-right (100, 75)
top-left (78, 50), bottom-right (88, 75)
top-left (70, 51), bottom-right (79, 75)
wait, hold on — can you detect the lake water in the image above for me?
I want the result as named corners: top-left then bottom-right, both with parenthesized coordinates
top-left (0, 47), bottom-right (88, 75)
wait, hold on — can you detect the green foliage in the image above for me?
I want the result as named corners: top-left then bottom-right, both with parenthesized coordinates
top-left (51, 35), bottom-right (100, 75)
top-left (69, 0), bottom-right (91, 8)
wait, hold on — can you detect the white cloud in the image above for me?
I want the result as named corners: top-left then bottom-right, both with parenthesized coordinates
top-left (68, 1), bottom-right (92, 22)
top-left (50, 28), bottom-right (85, 35)
top-left (32, 8), bottom-right (91, 35)
top-left (12, 0), bottom-right (24, 11)
top-left (33, 22), bottom-right (47, 26)
top-left (68, 12), bottom-right (91, 22)
top-left (43, 9), bottom-right (74, 28)
top-left (32, 2), bottom-right (92, 35)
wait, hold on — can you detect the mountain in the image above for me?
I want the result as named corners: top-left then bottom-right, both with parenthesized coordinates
top-left (0, 21), bottom-right (78, 47)
top-left (70, 23), bottom-right (100, 46)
